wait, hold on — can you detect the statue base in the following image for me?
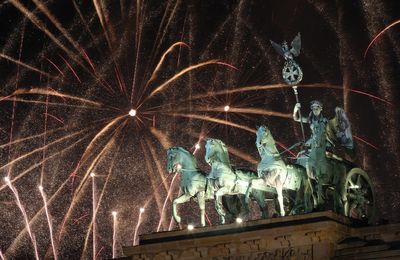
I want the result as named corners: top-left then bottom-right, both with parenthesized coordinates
top-left (122, 211), bottom-right (400, 259)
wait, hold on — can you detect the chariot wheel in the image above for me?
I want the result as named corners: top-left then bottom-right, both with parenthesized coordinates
top-left (343, 168), bottom-right (376, 224)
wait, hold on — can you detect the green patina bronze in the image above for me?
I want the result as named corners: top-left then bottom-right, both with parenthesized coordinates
top-left (167, 146), bottom-right (256, 227)
top-left (205, 138), bottom-right (269, 224)
top-left (255, 125), bottom-right (313, 216)
top-left (166, 113), bottom-right (376, 226)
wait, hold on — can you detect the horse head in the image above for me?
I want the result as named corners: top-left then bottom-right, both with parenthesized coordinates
top-left (256, 125), bottom-right (272, 148)
top-left (205, 138), bottom-right (230, 166)
top-left (167, 147), bottom-right (180, 174)
top-left (167, 146), bottom-right (198, 174)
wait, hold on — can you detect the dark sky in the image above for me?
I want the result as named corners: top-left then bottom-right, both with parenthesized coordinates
top-left (0, 0), bottom-right (399, 259)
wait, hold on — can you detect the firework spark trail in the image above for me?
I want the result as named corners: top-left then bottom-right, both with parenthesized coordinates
top-left (130, 0), bottom-right (146, 104)
top-left (10, 0), bottom-right (116, 94)
top-left (145, 137), bottom-right (169, 193)
top-left (138, 60), bottom-right (234, 105)
top-left (71, 3), bottom-right (119, 94)
top-left (40, 95), bottom-right (49, 185)
top-left (44, 112), bottom-right (64, 125)
top-left (164, 112), bottom-right (255, 133)
top-left (147, 0), bottom-right (180, 68)
top-left (38, 186), bottom-right (58, 260)
top-left (72, 0), bottom-right (98, 48)
top-left (0, 133), bottom-right (92, 193)
top-left (58, 121), bottom-right (127, 246)
top-left (133, 208), bottom-right (144, 246)
top-left (5, 24), bottom-right (24, 179)
top-left (148, 127), bottom-right (173, 149)
top-left (4, 179), bottom-right (40, 260)
top-left (7, 52), bottom-right (23, 177)
top-left (79, 127), bottom-right (126, 260)
top-left (223, 145), bottom-right (257, 165)
top-left (75, 119), bottom-right (128, 196)
top-left (10, 88), bottom-right (103, 106)
top-left (0, 127), bottom-right (91, 173)
top-left (72, 213), bottom-right (89, 225)
top-left (0, 117), bottom-right (112, 150)
top-left (168, 215), bottom-right (175, 231)
top-left (112, 212), bottom-right (117, 259)
top-left (140, 140), bottom-right (165, 225)
top-left (31, 0), bottom-right (88, 59)
top-left (345, 88), bottom-right (392, 106)
top-left (143, 0), bottom-right (176, 74)
top-left (199, 8), bottom-right (236, 61)
top-left (168, 188), bottom-right (182, 231)
top-left (0, 97), bottom-right (114, 111)
top-left (192, 106), bottom-right (292, 119)
top-left (45, 57), bottom-right (65, 77)
top-left (140, 42), bottom-right (190, 99)
top-left (172, 83), bottom-right (391, 106)
top-left (92, 0), bottom-right (116, 52)
top-left (139, 60), bottom-right (237, 107)
top-left (5, 176), bottom-right (72, 257)
top-left (0, 53), bottom-right (54, 78)
top-left (157, 172), bottom-right (178, 232)
top-left (91, 0), bottom-right (126, 96)
top-left (114, 66), bottom-right (127, 95)
top-left (58, 54), bottom-right (82, 83)
top-left (79, 115), bottom-right (127, 164)
top-left (171, 113), bottom-right (293, 155)
top-left (91, 173), bottom-right (97, 260)
top-left (9, 0), bottom-right (85, 67)
top-left (364, 19), bottom-right (400, 58)
top-left (188, 130), bottom-right (258, 165)
top-left (354, 135), bottom-right (379, 150)
top-left (79, 47), bottom-right (96, 73)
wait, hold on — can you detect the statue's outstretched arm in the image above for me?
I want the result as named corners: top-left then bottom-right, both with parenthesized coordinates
top-left (293, 103), bottom-right (308, 123)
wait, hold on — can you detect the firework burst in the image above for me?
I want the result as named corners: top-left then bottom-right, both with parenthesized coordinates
top-left (0, 1), bottom-right (399, 259)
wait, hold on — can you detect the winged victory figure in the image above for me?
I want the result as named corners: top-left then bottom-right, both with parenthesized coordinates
top-left (270, 33), bottom-right (303, 85)
top-left (270, 32), bottom-right (301, 61)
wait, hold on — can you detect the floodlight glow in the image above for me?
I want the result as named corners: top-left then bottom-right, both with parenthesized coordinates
top-left (224, 105), bottom-right (230, 112)
top-left (187, 224), bottom-right (194, 230)
top-left (129, 109), bottom-right (137, 117)
top-left (236, 217), bottom-right (243, 224)
top-left (140, 207), bottom-right (145, 213)
top-left (112, 211), bottom-right (117, 216)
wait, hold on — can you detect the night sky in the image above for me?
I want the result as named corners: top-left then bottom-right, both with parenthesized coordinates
top-left (0, 0), bottom-right (400, 259)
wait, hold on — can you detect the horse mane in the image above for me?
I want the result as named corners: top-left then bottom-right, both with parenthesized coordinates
top-left (169, 146), bottom-right (200, 170)
top-left (213, 139), bottom-right (231, 165)
top-left (258, 126), bottom-right (280, 156)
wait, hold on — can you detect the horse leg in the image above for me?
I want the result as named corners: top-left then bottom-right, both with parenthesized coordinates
top-left (334, 174), bottom-right (346, 215)
top-left (198, 191), bottom-right (206, 227)
top-left (306, 166), bottom-right (318, 208)
top-left (303, 175), bottom-right (313, 213)
top-left (316, 169), bottom-right (325, 207)
top-left (239, 194), bottom-right (250, 219)
top-left (276, 187), bottom-right (285, 217)
top-left (254, 190), bottom-right (268, 219)
top-left (275, 177), bottom-right (285, 217)
top-left (173, 193), bottom-right (192, 224)
top-left (214, 188), bottom-right (228, 224)
top-left (244, 181), bottom-right (252, 205)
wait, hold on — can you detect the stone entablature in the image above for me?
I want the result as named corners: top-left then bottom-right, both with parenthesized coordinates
top-left (122, 211), bottom-right (400, 259)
